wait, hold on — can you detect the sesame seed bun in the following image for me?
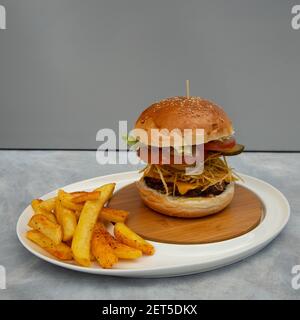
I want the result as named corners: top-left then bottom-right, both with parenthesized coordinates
top-left (134, 96), bottom-right (234, 147)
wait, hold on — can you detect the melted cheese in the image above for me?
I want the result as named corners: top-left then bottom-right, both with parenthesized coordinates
top-left (144, 169), bottom-right (198, 194)
top-left (175, 181), bottom-right (199, 195)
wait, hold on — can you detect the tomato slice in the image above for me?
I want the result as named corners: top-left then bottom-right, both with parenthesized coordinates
top-left (205, 137), bottom-right (236, 151)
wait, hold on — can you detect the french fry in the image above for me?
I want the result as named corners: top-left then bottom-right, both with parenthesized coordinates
top-left (35, 209), bottom-right (57, 223)
top-left (39, 197), bottom-right (56, 212)
top-left (28, 214), bottom-right (62, 245)
top-left (70, 191), bottom-right (87, 197)
top-left (62, 199), bottom-right (83, 212)
top-left (31, 199), bottom-right (43, 212)
top-left (55, 199), bottom-right (77, 241)
top-left (72, 191), bottom-right (101, 203)
top-left (58, 190), bottom-right (83, 212)
top-left (61, 211), bottom-right (77, 241)
top-left (31, 199), bottom-right (57, 223)
top-left (55, 198), bottom-right (63, 223)
top-left (26, 230), bottom-right (72, 260)
top-left (112, 242), bottom-right (142, 260)
top-left (100, 207), bottom-right (129, 223)
top-left (38, 210), bottom-right (57, 224)
top-left (96, 224), bottom-right (142, 259)
top-left (114, 222), bottom-right (155, 256)
top-left (94, 186), bottom-right (114, 201)
top-left (91, 222), bottom-right (118, 268)
top-left (71, 183), bottom-right (115, 266)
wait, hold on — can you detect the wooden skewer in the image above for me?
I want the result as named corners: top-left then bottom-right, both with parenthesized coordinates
top-left (186, 80), bottom-right (190, 98)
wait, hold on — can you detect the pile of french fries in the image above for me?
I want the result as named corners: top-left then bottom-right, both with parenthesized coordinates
top-left (26, 183), bottom-right (155, 269)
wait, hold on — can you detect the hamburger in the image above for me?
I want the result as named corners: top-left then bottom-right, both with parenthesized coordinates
top-left (128, 96), bottom-right (244, 218)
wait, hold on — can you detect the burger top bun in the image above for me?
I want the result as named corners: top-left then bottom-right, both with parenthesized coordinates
top-left (134, 96), bottom-right (234, 147)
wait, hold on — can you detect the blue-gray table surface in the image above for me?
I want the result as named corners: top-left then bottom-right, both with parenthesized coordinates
top-left (0, 151), bottom-right (299, 300)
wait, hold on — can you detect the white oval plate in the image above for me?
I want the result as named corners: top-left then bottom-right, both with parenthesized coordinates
top-left (17, 171), bottom-right (290, 278)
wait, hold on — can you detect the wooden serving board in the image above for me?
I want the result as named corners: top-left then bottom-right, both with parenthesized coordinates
top-left (108, 183), bottom-right (264, 244)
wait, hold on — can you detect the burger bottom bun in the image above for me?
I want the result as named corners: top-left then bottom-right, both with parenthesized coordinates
top-left (136, 179), bottom-right (235, 218)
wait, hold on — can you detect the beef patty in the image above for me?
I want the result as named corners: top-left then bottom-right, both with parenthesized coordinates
top-left (144, 176), bottom-right (228, 197)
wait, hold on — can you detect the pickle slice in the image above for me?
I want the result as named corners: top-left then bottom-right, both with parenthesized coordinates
top-left (220, 144), bottom-right (245, 156)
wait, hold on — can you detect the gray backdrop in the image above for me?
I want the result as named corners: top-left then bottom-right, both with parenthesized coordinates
top-left (0, 0), bottom-right (299, 150)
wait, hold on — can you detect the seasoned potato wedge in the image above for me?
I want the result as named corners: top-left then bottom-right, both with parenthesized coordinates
top-left (114, 222), bottom-right (154, 255)
top-left (31, 199), bottom-right (57, 223)
top-left (28, 214), bottom-right (62, 245)
top-left (57, 190), bottom-right (83, 212)
top-left (26, 230), bottom-right (72, 260)
top-left (91, 222), bottom-right (118, 268)
top-left (72, 191), bottom-right (101, 203)
top-left (94, 223), bottom-right (142, 259)
top-left (71, 183), bottom-right (115, 266)
top-left (38, 197), bottom-right (56, 212)
top-left (31, 199), bottom-right (43, 212)
top-left (100, 207), bottom-right (129, 223)
top-left (56, 199), bottom-right (77, 241)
